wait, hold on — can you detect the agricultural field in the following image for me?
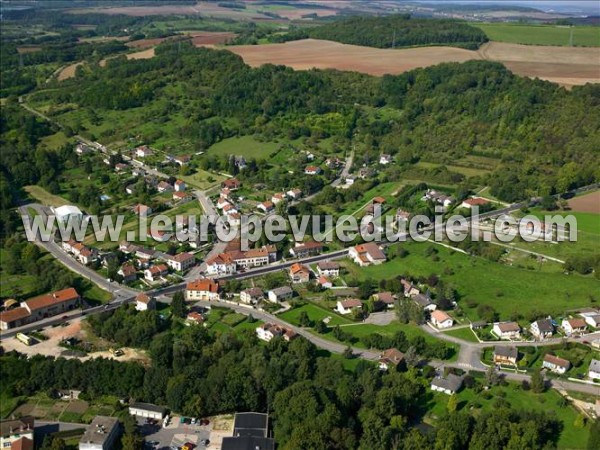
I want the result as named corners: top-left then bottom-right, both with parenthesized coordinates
top-left (228, 39), bottom-right (600, 87)
top-left (342, 241), bottom-right (600, 321)
top-left (206, 135), bottom-right (282, 160)
top-left (475, 23), bottom-right (600, 47)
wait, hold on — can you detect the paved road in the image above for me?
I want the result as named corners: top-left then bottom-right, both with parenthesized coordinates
top-left (330, 149), bottom-right (354, 188)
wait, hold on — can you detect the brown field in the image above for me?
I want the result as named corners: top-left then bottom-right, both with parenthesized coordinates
top-left (99, 48), bottom-right (156, 67)
top-left (568, 190), bottom-right (600, 214)
top-left (127, 31), bottom-right (235, 49)
top-left (16, 46), bottom-right (42, 54)
top-left (57, 62), bottom-right (83, 81)
top-left (271, 8), bottom-right (338, 20)
top-left (228, 39), bottom-right (600, 87)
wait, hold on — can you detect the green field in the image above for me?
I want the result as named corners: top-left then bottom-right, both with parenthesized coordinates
top-left (206, 135), bottom-right (283, 160)
top-left (278, 302), bottom-right (354, 327)
top-left (476, 23), bottom-right (600, 47)
top-left (442, 326), bottom-right (479, 343)
top-left (344, 241), bottom-right (600, 321)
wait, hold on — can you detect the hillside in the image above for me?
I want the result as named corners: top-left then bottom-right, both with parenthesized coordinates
top-left (278, 14), bottom-right (489, 50)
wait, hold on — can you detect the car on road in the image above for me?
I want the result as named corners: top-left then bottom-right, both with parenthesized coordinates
top-left (61, 315), bottom-right (68, 320)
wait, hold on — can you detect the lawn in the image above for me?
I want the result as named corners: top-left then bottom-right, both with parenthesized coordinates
top-left (207, 135), bottom-right (282, 160)
top-left (416, 161), bottom-right (491, 178)
top-left (442, 326), bottom-right (479, 343)
top-left (278, 302), bottom-right (355, 327)
top-left (179, 169), bottom-right (226, 190)
top-left (24, 185), bottom-right (71, 207)
top-left (425, 381), bottom-right (590, 449)
top-left (475, 23), bottom-right (600, 47)
top-left (344, 241), bottom-right (600, 321)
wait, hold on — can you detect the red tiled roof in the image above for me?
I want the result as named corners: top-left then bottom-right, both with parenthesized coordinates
top-left (431, 310), bottom-right (452, 322)
top-left (0, 307), bottom-right (30, 324)
top-left (463, 197), bottom-right (489, 206)
top-left (186, 279), bottom-right (219, 293)
top-left (543, 354), bottom-right (570, 368)
top-left (341, 298), bottom-right (362, 308)
top-left (24, 288), bottom-right (79, 311)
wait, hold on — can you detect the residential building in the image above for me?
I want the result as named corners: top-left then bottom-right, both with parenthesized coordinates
top-left (0, 307), bottom-right (32, 330)
top-left (430, 310), bottom-right (453, 329)
top-left (374, 292), bottom-right (395, 309)
top-left (135, 146), bottom-right (152, 158)
top-left (267, 286), bottom-right (294, 303)
top-left (401, 279), bottom-right (421, 298)
top-left (133, 204), bottom-right (152, 216)
top-left (271, 192), bottom-right (286, 204)
top-left (461, 197), bottom-right (490, 209)
top-left (317, 261), bottom-right (340, 277)
top-left (289, 241), bottom-right (323, 258)
top-left (157, 181), bottom-right (173, 192)
top-left (379, 154), bottom-right (392, 165)
top-left (144, 264), bottom-right (168, 281)
top-left (562, 318), bottom-right (587, 335)
top-left (22, 288), bottom-right (80, 322)
top-left (135, 293), bottom-right (155, 311)
top-left (117, 263), bottom-right (137, 283)
top-left (378, 348), bottom-right (405, 371)
top-left (114, 163), bottom-right (128, 172)
top-left (492, 321), bottom-right (521, 340)
top-left (135, 247), bottom-right (155, 260)
top-left (222, 178), bottom-right (241, 190)
top-left (289, 263), bottom-right (310, 283)
top-left (257, 201), bottom-right (274, 213)
top-left (172, 191), bottom-right (190, 202)
top-left (165, 252), bottom-right (196, 272)
top-left (542, 354), bottom-right (571, 374)
top-left (286, 188), bottom-right (303, 200)
top-left (256, 323), bottom-right (296, 342)
top-left (583, 314), bottom-right (600, 328)
top-left (0, 416), bottom-right (34, 449)
top-left (79, 416), bottom-right (120, 450)
top-left (304, 165), bottom-right (321, 175)
top-left (186, 279), bottom-right (220, 301)
top-left (174, 180), bottom-right (186, 192)
top-left (217, 197), bottom-right (231, 210)
top-left (174, 154), bottom-right (191, 166)
top-left (423, 189), bottom-right (455, 208)
top-left (349, 242), bottom-right (386, 266)
top-left (186, 312), bottom-right (205, 326)
top-left (222, 412), bottom-right (275, 450)
top-left (430, 374), bottom-right (463, 395)
top-left (9, 437), bottom-right (33, 450)
top-left (345, 175), bottom-right (356, 186)
top-left (220, 188), bottom-right (232, 200)
top-left (318, 276), bottom-right (332, 289)
top-left (588, 359), bottom-right (600, 380)
top-left (128, 402), bottom-right (166, 420)
top-left (336, 298), bottom-right (362, 315)
top-left (530, 319), bottom-right (554, 340)
top-left (493, 346), bottom-right (518, 365)
top-left (413, 293), bottom-right (436, 311)
top-left (222, 203), bottom-right (238, 215)
top-left (240, 287), bottom-right (264, 305)
top-left (75, 143), bottom-right (91, 155)
top-left (205, 253), bottom-right (236, 276)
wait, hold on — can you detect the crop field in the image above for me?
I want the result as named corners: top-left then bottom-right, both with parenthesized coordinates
top-left (207, 135), bottom-right (282, 159)
top-left (568, 190), bottom-right (600, 214)
top-left (475, 23), bottom-right (600, 47)
top-left (228, 39), bottom-right (600, 87)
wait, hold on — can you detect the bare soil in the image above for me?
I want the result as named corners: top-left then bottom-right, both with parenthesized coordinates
top-left (568, 190), bottom-right (600, 214)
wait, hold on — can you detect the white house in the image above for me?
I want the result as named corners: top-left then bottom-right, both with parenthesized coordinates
top-left (530, 319), bottom-right (554, 340)
top-left (144, 264), bottom-right (168, 281)
top-left (286, 188), bottom-right (303, 200)
top-left (336, 298), bottom-right (362, 315)
top-left (348, 242), bottom-right (386, 267)
top-left (271, 193), bottom-right (286, 205)
top-left (206, 254), bottom-right (236, 275)
top-left (317, 262), bottom-right (340, 277)
top-left (165, 252), bottom-right (196, 272)
top-left (379, 154), bottom-right (392, 165)
top-left (135, 293), bottom-right (156, 311)
top-left (304, 166), bottom-right (321, 175)
top-left (53, 205), bottom-right (84, 225)
top-left (430, 374), bottom-right (463, 395)
top-left (257, 201), bottom-right (274, 213)
top-left (256, 323), bottom-right (296, 342)
top-left (492, 322), bottom-right (521, 340)
top-left (345, 175), bottom-right (356, 186)
top-left (240, 287), bottom-right (264, 305)
top-left (174, 179), bottom-right (186, 192)
top-left (135, 146), bottom-right (152, 158)
top-left (267, 286), bottom-right (294, 303)
top-left (185, 279), bottom-right (220, 301)
top-left (430, 310), bottom-right (453, 329)
top-left (588, 359), bottom-right (600, 380)
top-left (582, 313), bottom-right (600, 328)
top-left (542, 354), bottom-right (571, 374)
top-left (562, 318), bottom-right (587, 335)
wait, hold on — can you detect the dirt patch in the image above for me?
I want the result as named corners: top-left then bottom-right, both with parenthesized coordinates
top-left (65, 400), bottom-right (89, 414)
top-left (568, 190), bottom-right (600, 213)
top-left (190, 31), bottom-right (236, 46)
top-left (126, 37), bottom-right (168, 49)
top-left (57, 62), bottom-right (84, 81)
top-left (227, 39), bottom-right (600, 87)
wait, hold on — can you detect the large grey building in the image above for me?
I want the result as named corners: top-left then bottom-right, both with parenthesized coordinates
top-left (79, 416), bottom-right (120, 450)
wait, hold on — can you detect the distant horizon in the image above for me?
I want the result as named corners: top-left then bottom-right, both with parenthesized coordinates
top-left (412, 0), bottom-right (600, 15)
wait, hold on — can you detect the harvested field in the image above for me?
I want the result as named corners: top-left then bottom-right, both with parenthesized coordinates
top-left (98, 48), bottom-right (155, 68)
top-left (228, 39), bottom-right (477, 76)
top-left (228, 39), bottom-right (600, 87)
top-left (16, 46), bottom-right (42, 54)
top-left (127, 31), bottom-right (235, 49)
top-left (568, 191), bottom-right (600, 214)
top-left (271, 8), bottom-right (338, 20)
top-left (126, 37), bottom-right (169, 49)
top-left (57, 62), bottom-right (83, 81)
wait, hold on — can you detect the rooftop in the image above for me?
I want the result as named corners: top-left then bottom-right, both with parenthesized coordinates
top-left (79, 416), bottom-right (118, 446)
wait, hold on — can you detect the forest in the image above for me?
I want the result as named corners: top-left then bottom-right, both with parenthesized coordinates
top-left (0, 313), bottom-right (581, 450)
top-left (275, 15), bottom-right (489, 50)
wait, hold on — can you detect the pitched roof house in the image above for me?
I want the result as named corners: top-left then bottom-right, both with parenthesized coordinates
top-left (336, 298), bottom-right (362, 315)
top-left (349, 242), bottom-right (386, 266)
